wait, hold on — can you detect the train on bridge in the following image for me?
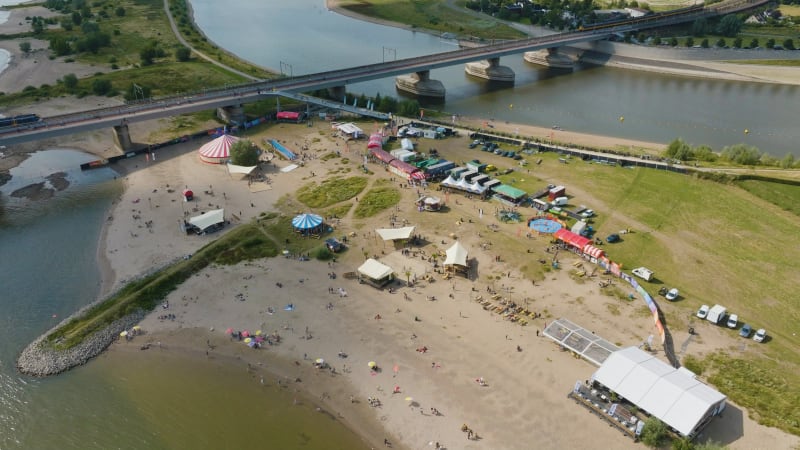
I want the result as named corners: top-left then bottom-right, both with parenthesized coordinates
top-left (0, 114), bottom-right (40, 129)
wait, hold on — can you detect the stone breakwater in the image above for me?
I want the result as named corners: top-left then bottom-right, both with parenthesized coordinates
top-left (17, 310), bottom-right (146, 377)
top-left (17, 257), bottom-right (182, 377)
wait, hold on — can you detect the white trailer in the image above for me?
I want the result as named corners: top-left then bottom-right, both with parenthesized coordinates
top-left (706, 304), bottom-right (727, 325)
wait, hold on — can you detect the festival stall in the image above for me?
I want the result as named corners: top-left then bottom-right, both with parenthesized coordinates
top-left (186, 209), bottom-right (226, 234)
top-left (357, 259), bottom-right (395, 288)
top-left (443, 241), bottom-right (470, 276)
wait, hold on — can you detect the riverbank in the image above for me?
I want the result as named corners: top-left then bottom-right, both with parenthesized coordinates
top-left (13, 114), bottom-right (800, 448)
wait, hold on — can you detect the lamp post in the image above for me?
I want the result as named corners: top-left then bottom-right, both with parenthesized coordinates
top-left (280, 61), bottom-right (293, 78)
top-left (382, 46), bottom-right (396, 62)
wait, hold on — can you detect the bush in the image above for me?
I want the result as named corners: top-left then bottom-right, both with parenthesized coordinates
top-left (640, 417), bottom-right (668, 447)
top-left (92, 78), bottom-right (112, 96)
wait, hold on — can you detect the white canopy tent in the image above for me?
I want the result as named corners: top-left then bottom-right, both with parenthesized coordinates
top-left (336, 122), bottom-right (363, 137)
top-left (444, 241), bottom-right (469, 275)
top-left (227, 163), bottom-right (258, 175)
top-left (375, 226), bottom-right (415, 241)
top-left (188, 209), bottom-right (225, 231)
top-left (357, 259), bottom-right (394, 286)
top-left (591, 347), bottom-right (726, 438)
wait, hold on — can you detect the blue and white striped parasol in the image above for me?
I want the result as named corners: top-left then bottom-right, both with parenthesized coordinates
top-left (292, 213), bottom-right (323, 230)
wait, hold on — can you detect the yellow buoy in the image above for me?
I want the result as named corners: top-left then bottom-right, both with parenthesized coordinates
top-left (744, 129), bottom-right (749, 135)
top-left (619, 116), bottom-right (624, 123)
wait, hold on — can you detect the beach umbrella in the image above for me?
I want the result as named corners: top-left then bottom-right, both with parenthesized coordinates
top-left (242, 330), bottom-right (250, 338)
top-left (119, 331), bottom-right (128, 337)
top-left (255, 330), bottom-right (262, 336)
top-left (315, 358), bottom-right (325, 365)
top-left (132, 326), bottom-right (141, 331)
top-left (367, 361), bottom-right (377, 368)
top-left (225, 327), bottom-right (233, 335)
top-left (244, 337), bottom-right (252, 344)
top-left (405, 397), bottom-right (414, 402)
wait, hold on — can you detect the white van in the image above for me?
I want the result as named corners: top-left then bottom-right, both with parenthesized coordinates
top-left (552, 196), bottom-right (568, 206)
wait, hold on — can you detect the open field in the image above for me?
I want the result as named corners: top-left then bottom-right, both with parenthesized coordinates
top-left (336, 0), bottom-right (525, 40)
top-left (429, 133), bottom-right (800, 435)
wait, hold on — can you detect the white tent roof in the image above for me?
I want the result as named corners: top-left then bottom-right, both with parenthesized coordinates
top-left (188, 209), bottom-right (225, 231)
top-left (227, 163), bottom-right (257, 175)
top-left (444, 241), bottom-right (468, 267)
top-left (358, 259), bottom-right (394, 280)
top-left (336, 122), bottom-right (363, 135)
top-left (375, 226), bottom-right (415, 241)
top-left (592, 347), bottom-right (726, 437)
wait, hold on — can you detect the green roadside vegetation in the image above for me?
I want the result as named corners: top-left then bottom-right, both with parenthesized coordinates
top-left (337, 0), bottom-right (525, 40)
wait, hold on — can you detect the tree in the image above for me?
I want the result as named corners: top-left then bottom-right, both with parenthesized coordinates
top-left (665, 139), bottom-right (693, 161)
top-left (19, 41), bottom-right (31, 55)
top-left (686, 37), bottom-right (694, 48)
top-left (115, 6), bottom-right (125, 16)
top-left (175, 47), bottom-right (191, 62)
top-left (733, 37), bottom-right (742, 49)
top-left (691, 18), bottom-right (708, 36)
top-left (701, 38), bottom-right (709, 48)
top-left (72, 11), bottom-right (82, 26)
top-left (716, 38), bottom-right (726, 48)
top-left (783, 39), bottom-right (795, 50)
top-left (716, 14), bottom-right (742, 37)
top-left (749, 38), bottom-right (758, 49)
top-left (639, 417), bottom-right (668, 448)
top-left (230, 140), bottom-right (259, 166)
top-left (49, 36), bottom-right (71, 56)
top-left (780, 154), bottom-right (795, 169)
top-left (670, 37), bottom-right (678, 47)
top-left (91, 78), bottom-right (112, 96)
top-left (672, 437), bottom-right (694, 450)
top-left (721, 144), bottom-right (761, 165)
top-left (62, 73), bottom-right (78, 91)
top-left (766, 38), bottom-right (775, 49)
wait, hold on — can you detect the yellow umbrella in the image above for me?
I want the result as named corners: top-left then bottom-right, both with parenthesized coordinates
top-left (315, 358), bottom-right (324, 365)
top-left (119, 331), bottom-right (128, 337)
top-left (405, 397), bottom-right (413, 402)
top-left (132, 326), bottom-right (141, 331)
top-left (367, 361), bottom-right (376, 368)
top-left (244, 337), bottom-right (252, 344)
top-left (255, 330), bottom-right (262, 336)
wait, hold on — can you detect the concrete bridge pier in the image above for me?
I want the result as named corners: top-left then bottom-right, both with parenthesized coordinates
top-left (327, 86), bottom-right (347, 102)
top-left (523, 48), bottom-right (574, 69)
top-left (465, 57), bottom-right (515, 82)
top-left (112, 123), bottom-right (134, 151)
top-left (216, 104), bottom-right (245, 125)
top-left (394, 70), bottom-right (446, 98)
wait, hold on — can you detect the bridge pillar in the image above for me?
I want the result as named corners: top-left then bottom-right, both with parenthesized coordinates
top-left (465, 57), bottom-right (515, 82)
top-left (112, 123), bottom-right (134, 151)
top-left (523, 48), bottom-right (574, 69)
top-left (216, 104), bottom-right (245, 125)
top-left (327, 86), bottom-right (347, 101)
top-left (394, 70), bottom-right (446, 98)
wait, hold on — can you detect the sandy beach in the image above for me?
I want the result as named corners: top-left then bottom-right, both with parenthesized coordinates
top-left (95, 120), bottom-right (798, 450)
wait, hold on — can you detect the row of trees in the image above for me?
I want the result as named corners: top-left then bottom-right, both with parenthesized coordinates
top-left (665, 138), bottom-right (798, 168)
top-left (636, 34), bottom-right (795, 50)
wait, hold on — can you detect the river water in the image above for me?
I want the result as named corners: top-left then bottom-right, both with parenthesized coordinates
top-left (0, 1), bottom-right (797, 448)
top-left (191, 0), bottom-right (799, 157)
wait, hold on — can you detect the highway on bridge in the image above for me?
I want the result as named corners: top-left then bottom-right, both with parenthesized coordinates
top-left (0, 0), bottom-right (766, 147)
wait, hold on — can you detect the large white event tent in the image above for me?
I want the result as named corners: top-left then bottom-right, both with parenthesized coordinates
top-left (187, 209), bottom-right (225, 232)
top-left (375, 226), bottom-right (415, 241)
top-left (443, 241), bottom-right (469, 275)
top-left (198, 134), bottom-right (240, 164)
top-left (591, 346), bottom-right (727, 438)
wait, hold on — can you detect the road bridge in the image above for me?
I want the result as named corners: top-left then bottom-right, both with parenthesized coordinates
top-left (0, 0), bottom-right (766, 148)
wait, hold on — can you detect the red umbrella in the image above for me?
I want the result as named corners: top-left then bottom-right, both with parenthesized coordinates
top-left (225, 327), bottom-right (233, 335)
top-left (242, 330), bottom-right (251, 338)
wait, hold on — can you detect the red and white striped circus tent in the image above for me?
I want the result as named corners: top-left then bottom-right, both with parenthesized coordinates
top-left (198, 134), bottom-right (240, 164)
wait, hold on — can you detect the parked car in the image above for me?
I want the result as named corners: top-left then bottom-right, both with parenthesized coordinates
top-left (739, 324), bottom-right (752, 338)
top-left (580, 209), bottom-right (595, 219)
top-left (485, 164), bottom-right (497, 172)
top-left (665, 288), bottom-right (679, 301)
top-left (325, 238), bottom-right (344, 253)
top-left (696, 304), bottom-right (710, 319)
top-left (753, 328), bottom-right (767, 343)
top-left (726, 314), bottom-right (738, 328)
top-left (606, 233), bottom-right (620, 243)
top-left (468, 140), bottom-right (482, 149)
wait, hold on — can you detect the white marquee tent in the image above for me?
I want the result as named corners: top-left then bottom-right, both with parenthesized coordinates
top-left (227, 163), bottom-right (257, 176)
top-left (375, 226), bottom-right (415, 241)
top-left (188, 209), bottom-right (225, 232)
top-left (357, 259), bottom-right (394, 286)
top-left (444, 241), bottom-right (468, 267)
top-left (591, 347), bottom-right (727, 438)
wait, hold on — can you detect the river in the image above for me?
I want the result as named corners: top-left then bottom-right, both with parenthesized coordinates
top-left (0, 1), bottom-right (797, 448)
top-left (190, 0), bottom-right (799, 157)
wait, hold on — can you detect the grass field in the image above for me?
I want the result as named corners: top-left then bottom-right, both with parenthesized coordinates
top-left (296, 177), bottom-right (368, 208)
top-left (435, 143), bottom-right (800, 435)
top-left (337, 0), bottom-right (524, 40)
